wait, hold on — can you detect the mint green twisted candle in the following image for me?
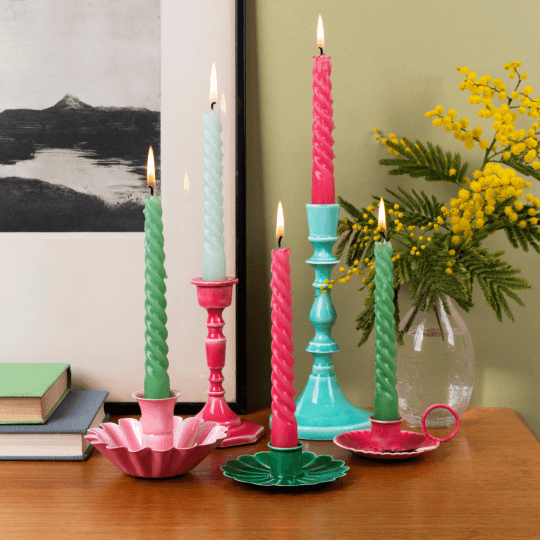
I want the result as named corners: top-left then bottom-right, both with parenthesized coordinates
top-left (202, 107), bottom-right (226, 281)
top-left (143, 194), bottom-right (170, 400)
top-left (373, 200), bottom-right (399, 421)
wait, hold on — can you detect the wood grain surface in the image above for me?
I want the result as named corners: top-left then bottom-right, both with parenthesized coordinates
top-left (0, 407), bottom-right (538, 540)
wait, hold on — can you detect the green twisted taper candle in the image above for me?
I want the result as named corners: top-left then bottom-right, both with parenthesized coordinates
top-left (373, 239), bottom-right (399, 421)
top-left (143, 196), bottom-right (170, 399)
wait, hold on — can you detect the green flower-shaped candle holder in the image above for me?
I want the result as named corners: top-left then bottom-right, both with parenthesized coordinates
top-left (221, 443), bottom-right (348, 487)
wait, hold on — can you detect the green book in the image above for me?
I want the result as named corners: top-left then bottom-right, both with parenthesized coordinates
top-left (0, 363), bottom-right (71, 424)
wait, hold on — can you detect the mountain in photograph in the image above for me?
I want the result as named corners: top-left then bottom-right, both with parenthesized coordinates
top-left (0, 94), bottom-right (158, 141)
top-left (45, 94), bottom-right (94, 111)
top-left (44, 93), bottom-right (151, 113)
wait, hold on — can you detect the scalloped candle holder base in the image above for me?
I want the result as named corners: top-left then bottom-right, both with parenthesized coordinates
top-left (85, 390), bottom-right (227, 478)
top-left (221, 443), bottom-right (349, 487)
top-left (333, 405), bottom-right (460, 460)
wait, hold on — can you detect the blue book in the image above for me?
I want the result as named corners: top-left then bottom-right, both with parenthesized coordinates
top-left (0, 390), bottom-right (109, 461)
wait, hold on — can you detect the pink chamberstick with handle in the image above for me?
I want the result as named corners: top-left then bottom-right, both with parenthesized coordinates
top-left (191, 277), bottom-right (264, 448)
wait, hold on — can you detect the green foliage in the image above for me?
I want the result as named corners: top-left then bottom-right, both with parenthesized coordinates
top-left (379, 138), bottom-right (469, 185)
top-left (337, 183), bottom-right (533, 346)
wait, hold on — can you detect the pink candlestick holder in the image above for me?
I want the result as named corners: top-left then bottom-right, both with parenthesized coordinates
top-left (191, 277), bottom-right (264, 447)
top-left (333, 404), bottom-right (460, 460)
top-left (135, 390), bottom-right (178, 450)
top-left (85, 390), bottom-right (228, 478)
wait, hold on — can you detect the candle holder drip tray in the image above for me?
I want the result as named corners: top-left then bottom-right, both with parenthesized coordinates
top-left (334, 404), bottom-right (460, 460)
top-left (221, 443), bottom-right (348, 487)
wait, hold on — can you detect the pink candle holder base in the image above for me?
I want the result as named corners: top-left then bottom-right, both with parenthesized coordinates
top-left (85, 390), bottom-right (228, 478)
top-left (333, 404), bottom-right (460, 460)
top-left (191, 277), bottom-right (264, 448)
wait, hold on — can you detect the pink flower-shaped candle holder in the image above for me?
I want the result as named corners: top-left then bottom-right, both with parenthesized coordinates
top-left (334, 404), bottom-right (460, 460)
top-left (85, 390), bottom-right (227, 478)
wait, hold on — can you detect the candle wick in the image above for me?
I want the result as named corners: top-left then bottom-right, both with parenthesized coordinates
top-left (380, 231), bottom-right (386, 241)
top-left (318, 47), bottom-right (324, 56)
top-left (148, 185), bottom-right (154, 197)
top-left (278, 235), bottom-right (283, 248)
top-left (211, 101), bottom-right (217, 110)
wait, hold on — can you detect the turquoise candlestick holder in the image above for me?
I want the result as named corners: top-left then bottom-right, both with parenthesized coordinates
top-left (294, 204), bottom-right (372, 439)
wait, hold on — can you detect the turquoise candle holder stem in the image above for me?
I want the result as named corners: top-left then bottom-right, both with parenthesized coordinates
top-left (294, 204), bottom-right (372, 439)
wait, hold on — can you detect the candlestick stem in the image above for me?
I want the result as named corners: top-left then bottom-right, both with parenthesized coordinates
top-left (292, 204), bottom-right (372, 439)
top-left (191, 277), bottom-right (263, 447)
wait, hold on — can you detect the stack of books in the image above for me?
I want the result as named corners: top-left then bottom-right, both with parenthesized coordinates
top-left (0, 363), bottom-right (108, 460)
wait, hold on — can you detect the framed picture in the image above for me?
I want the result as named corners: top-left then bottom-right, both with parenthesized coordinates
top-left (0, 0), bottom-right (247, 414)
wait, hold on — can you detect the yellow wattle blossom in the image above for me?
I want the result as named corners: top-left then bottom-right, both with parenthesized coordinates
top-left (358, 61), bottom-right (538, 302)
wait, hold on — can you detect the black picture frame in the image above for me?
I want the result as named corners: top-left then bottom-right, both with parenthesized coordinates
top-left (105, 0), bottom-right (247, 416)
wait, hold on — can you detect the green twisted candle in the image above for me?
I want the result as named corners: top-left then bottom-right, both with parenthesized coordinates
top-left (373, 240), bottom-right (399, 421)
top-left (143, 196), bottom-right (170, 399)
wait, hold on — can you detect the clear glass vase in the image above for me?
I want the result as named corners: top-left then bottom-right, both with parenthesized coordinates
top-left (395, 292), bottom-right (475, 428)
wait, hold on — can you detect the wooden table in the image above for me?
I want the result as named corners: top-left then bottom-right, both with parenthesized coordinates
top-left (1, 407), bottom-right (539, 540)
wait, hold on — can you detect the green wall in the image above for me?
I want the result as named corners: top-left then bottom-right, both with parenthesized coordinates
top-left (245, 0), bottom-right (540, 438)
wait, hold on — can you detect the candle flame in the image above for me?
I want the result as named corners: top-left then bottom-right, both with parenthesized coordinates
top-left (276, 201), bottom-right (285, 239)
top-left (184, 172), bottom-right (189, 191)
top-left (221, 93), bottom-right (226, 114)
top-left (147, 146), bottom-right (156, 188)
top-left (317, 15), bottom-right (324, 48)
top-left (378, 198), bottom-right (387, 232)
top-left (209, 62), bottom-right (217, 103)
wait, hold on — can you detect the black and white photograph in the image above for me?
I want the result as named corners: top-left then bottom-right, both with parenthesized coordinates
top-left (0, 0), bottom-right (160, 232)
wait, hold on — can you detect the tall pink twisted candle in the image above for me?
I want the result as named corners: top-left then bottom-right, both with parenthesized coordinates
top-left (312, 53), bottom-right (335, 204)
top-left (270, 247), bottom-right (298, 448)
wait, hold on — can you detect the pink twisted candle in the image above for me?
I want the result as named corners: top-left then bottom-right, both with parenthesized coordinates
top-left (312, 54), bottom-right (335, 204)
top-left (270, 248), bottom-right (298, 448)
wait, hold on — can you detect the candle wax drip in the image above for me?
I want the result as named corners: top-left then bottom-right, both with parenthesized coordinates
top-left (270, 248), bottom-right (298, 448)
top-left (373, 241), bottom-right (399, 421)
top-left (202, 110), bottom-right (226, 281)
top-left (143, 196), bottom-right (170, 400)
